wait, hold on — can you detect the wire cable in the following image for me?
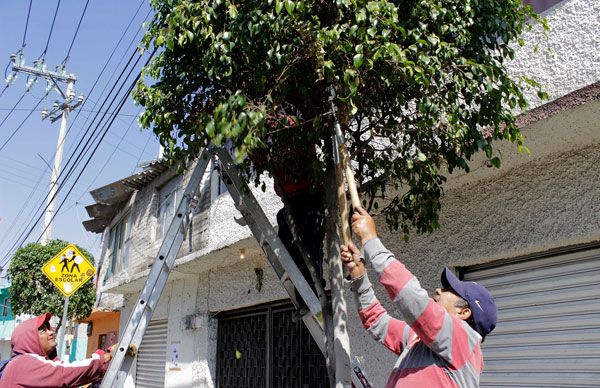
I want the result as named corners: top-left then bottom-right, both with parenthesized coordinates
top-left (0, 91), bottom-right (28, 129)
top-left (22, 0), bottom-right (33, 48)
top-left (35, 75), bottom-right (144, 244)
top-left (0, 168), bottom-right (47, 256)
top-left (63, 0), bottom-right (90, 63)
top-left (132, 131), bottom-right (155, 174)
top-left (0, 108), bottom-right (138, 118)
top-left (59, 1), bottom-right (149, 171)
top-left (0, 49), bottom-right (153, 266)
top-left (3, 61), bottom-right (10, 81)
top-left (0, 0), bottom-right (150, 266)
top-left (0, 92), bottom-right (49, 152)
top-left (1, 0), bottom-right (33, 101)
top-left (30, 52), bottom-right (153, 256)
top-left (39, 0), bottom-right (61, 59)
top-left (75, 107), bottom-right (142, 203)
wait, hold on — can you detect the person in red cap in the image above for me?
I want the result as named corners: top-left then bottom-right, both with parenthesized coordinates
top-left (0, 312), bottom-right (112, 387)
top-left (341, 208), bottom-right (498, 387)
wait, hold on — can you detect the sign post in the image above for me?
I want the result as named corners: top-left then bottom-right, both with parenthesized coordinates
top-left (42, 244), bottom-right (95, 361)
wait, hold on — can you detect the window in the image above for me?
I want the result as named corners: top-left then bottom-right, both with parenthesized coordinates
top-left (156, 177), bottom-right (181, 240)
top-left (107, 212), bottom-right (131, 276)
top-left (98, 331), bottom-right (118, 353)
top-left (1, 298), bottom-right (10, 317)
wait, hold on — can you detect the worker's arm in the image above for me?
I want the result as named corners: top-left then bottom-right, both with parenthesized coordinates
top-left (2, 352), bottom-right (109, 387)
top-left (352, 209), bottom-right (481, 367)
top-left (341, 244), bottom-right (409, 355)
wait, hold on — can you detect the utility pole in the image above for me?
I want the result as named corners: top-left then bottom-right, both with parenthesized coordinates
top-left (9, 52), bottom-right (84, 244)
top-left (9, 52), bottom-right (84, 361)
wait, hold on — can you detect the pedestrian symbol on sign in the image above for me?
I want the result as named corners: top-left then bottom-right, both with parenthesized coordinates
top-left (42, 244), bottom-right (96, 297)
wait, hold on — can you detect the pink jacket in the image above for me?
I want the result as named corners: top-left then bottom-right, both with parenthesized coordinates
top-left (0, 314), bottom-right (108, 387)
top-left (352, 239), bottom-right (483, 387)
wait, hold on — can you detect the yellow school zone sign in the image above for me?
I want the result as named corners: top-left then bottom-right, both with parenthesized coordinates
top-left (42, 244), bottom-right (96, 297)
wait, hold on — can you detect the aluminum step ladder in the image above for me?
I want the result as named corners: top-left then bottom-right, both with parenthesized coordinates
top-left (100, 147), bottom-right (371, 387)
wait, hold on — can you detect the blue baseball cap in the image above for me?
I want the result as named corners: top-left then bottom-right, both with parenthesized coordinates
top-left (441, 268), bottom-right (498, 340)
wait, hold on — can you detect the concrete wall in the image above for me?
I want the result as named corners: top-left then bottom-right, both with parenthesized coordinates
top-left (507, 0), bottom-right (600, 108)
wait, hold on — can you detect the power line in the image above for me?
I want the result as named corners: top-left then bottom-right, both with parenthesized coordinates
top-left (0, 0), bottom-right (151, 267)
top-left (0, 48), bottom-right (152, 267)
top-left (39, 0), bottom-right (61, 59)
top-left (0, 91), bottom-right (28, 129)
top-left (0, 0), bottom-right (33, 101)
top-left (60, 0), bottom-right (149, 171)
top-left (0, 173), bottom-right (82, 201)
top-left (75, 107), bottom-right (142, 203)
top-left (0, 108), bottom-right (138, 118)
top-left (0, 168), bottom-right (47, 256)
top-left (35, 75), bottom-right (144, 245)
top-left (32, 52), bottom-right (153, 254)
top-left (63, 0), bottom-right (90, 63)
top-left (132, 131), bottom-right (155, 174)
top-left (0, 92), bottom-right (49, 152)
top-left (21, 0), bottom-right (33, 48)
top-left (0, 154), bottom-right (47, 172)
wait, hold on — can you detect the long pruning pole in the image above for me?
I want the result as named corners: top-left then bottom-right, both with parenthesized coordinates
top-left (329, 87), bottom-right (361, 237)
top-left (325, 87), bottom-right (361, 387)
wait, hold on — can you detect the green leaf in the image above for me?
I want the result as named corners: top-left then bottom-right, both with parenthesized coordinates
top-left (228, 3), bottom-right (238, 18)
top-left (285, 0), bottom-right (295, 15)
top-left (353, 53), bottom-right (363, 69)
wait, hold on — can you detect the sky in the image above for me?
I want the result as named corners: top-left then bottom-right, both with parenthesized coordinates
top-left (0, 0), bottom-right (160, 271)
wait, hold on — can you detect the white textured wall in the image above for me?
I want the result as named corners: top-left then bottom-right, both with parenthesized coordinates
top-left (507, 0), bottom-right (600, 107)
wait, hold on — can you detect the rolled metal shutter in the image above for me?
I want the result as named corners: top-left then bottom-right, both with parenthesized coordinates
top-left (462, 248), bottom-right (600, 387)
top-left (135, 319), bottom-right (168, 388)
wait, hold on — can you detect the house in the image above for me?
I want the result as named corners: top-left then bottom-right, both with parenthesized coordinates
top-left (83, 0), bottom-right (600, 386)
top-left (84, 156), bottom-right (329, 387)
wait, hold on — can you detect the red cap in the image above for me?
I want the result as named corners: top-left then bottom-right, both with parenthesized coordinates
top-left (36, 312), bottom-right (52, 329)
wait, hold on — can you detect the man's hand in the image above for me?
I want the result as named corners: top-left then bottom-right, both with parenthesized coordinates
top-left (351, 207), bottom-right (378, 245)
top-left (104, 344), bottom-right (118, 362)
top-left (340, 243), bottom-right (365, 279)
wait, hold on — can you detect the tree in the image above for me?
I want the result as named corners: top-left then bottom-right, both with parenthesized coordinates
top-left (134, 0), bottom-right (544, 236)
top-left (133, 0), bottom-right (545, 384)
top-left (8, 240), bottom-right (96, 321)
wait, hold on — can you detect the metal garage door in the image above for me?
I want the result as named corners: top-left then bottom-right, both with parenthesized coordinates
top-left (462, 247), bottom-right (600, 387)
top-left (135, 319), bottom-right (168, 388)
